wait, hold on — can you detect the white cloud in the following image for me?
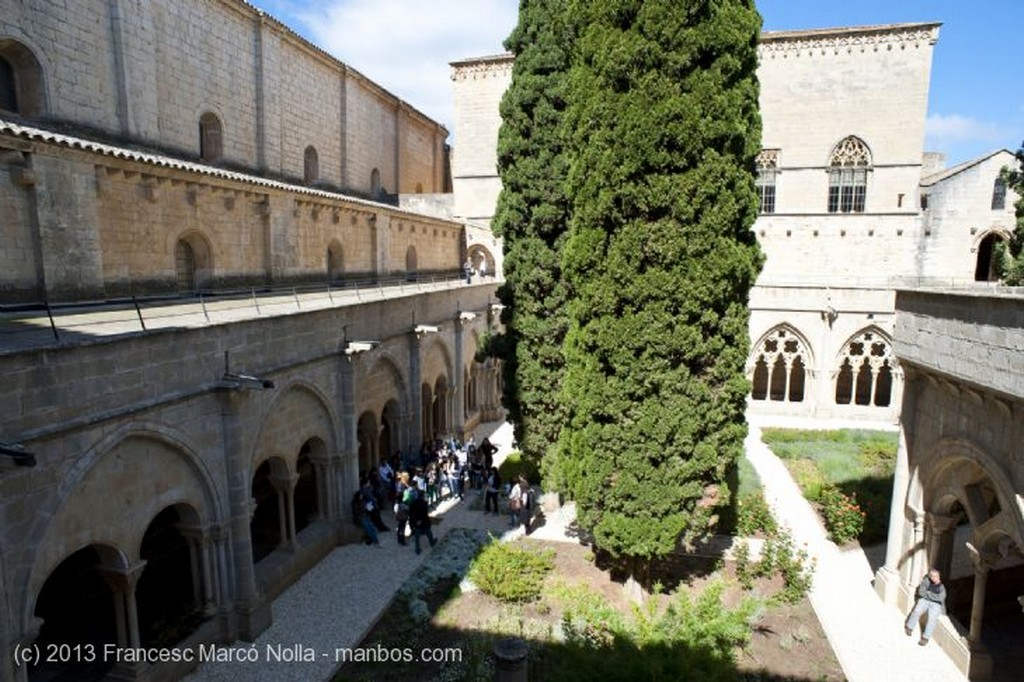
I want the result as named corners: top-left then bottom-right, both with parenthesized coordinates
top-left (284, 0), bottom-right (519, 135)
top-left (925, 113), bottom-right (1006, 143)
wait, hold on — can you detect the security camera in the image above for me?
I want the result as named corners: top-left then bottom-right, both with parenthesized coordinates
top-left (414, 324), bottom-right (440, 334)
top-left (459, 311), bottom-right (477, 321)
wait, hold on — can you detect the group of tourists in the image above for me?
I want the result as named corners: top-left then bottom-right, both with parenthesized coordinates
top-left (350, 434), bottom-right (535, 552)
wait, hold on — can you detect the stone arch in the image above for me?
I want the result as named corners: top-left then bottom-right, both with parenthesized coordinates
top-left (972, 228), bottom-right (1012, 283)
top-left (0, 37), bottom-right (47, 118)
top-left (136, 502), bottom-right (206, 647)
top-left (25, 428), bottom-right (219, 623)
top-left (327, 239), bottom-right (344, 281)
top-left (380, 399), bottom-right (402, 462)
top-left (250, 456), bottom-right (289, 563)
top-left (251, 381), bottom-right (340, 474)
top-left (748, 324), bottom-right (814, 403)
top-left (421, 336), bottom-right (454, 440)
top-left (834, 327), bottom-right (897, 407)
top-left (360, 353), bottom-right (408, 422)
top-left (174, 230), bottom-right (214, 293)
top-left (909, 439), bottom-right (1024, 647)
top-left (198, 110), bottom-right (223, 162)
top-left (30, 543), bottom-right (125, 678)
top-left (357, 410), bottom-right (379, 473)
top-left (294, 437), bottom-right (328, 534)
top-left (467, 243), bottom-right (495, 277)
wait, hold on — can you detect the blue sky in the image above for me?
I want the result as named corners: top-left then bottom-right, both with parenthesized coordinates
top-left (252, 0), bottom-right (1023, 166)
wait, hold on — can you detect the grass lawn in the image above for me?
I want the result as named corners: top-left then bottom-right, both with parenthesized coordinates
top-left (760, 428), bottom-right (897, 546)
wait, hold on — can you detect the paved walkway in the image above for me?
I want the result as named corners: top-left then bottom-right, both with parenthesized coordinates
top-left (745, 420), bottom-right (967, 682)
top-left (187, 417), bottom-right (968, 682)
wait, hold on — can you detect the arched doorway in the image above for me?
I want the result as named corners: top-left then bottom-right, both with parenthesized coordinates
top-left (380, 400), bottom-right (401, 462)
top-left (250, 459), bottom-right (286, 562)
top-left (175, 232), bottom-right (212, 294)
top-left (432, 375), bottom-right (450, 436)
top-left (137, 505), bottom-right (204, 647)
top-left (974, 233), bottom-right (1007, 282)
top-left (31, 546), bottom-right (119, 680)
top-left (294, 442), bottom-right (321, 534)
top-left (357, 411), bottom-right (379, 474)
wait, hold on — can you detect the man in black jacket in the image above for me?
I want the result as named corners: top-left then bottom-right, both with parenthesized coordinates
top-left (905, 568), bottom-right (946, 645)
top-left (408, 489), bottom-right (437, 555)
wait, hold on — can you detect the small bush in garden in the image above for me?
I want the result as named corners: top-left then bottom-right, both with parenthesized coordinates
top-left (818, 486), bottom-right (866, 545)
top-left (735, 528), bottom-right (815, 604)
top-left (737, 491), bottom-right (778, 537)
top-left (733, 540), bottom-right (754, 590)
top-left (468, 541), bottom-right (554, 603)
top-left (497, 451), bottom-right (541, 487)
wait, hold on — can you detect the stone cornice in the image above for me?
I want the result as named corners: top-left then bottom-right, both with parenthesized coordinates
top-left (450, 54), bottom-right (514, 82)
top-left (760, 22), bottom-right (941, 59)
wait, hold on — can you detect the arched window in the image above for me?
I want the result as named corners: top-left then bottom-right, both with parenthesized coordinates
top-left (991, 178), bottom-right (1007, 211)
top-left (175, 232), bottom-right (212, 293)
top-left (0, 56), bottom-right (17, 113)
top-left (304, 145), bottom-right (318, 184)
top-left (175, 240), bottom-right (196, 293)
top-left (370, 168), bottom-right (382, 198)
top-left (749, 327), bottom-right (810, 403)
top-left (0, 39), bottom-right (45, 118)
top-left (827, 136), bottom-right (871, 213)
top-left (199, 112), bottom-right (223, 162)
top-left (834, 330), bottom-right (896, 407)
top-left (327, 240), bottom-right (344, 281)
top-left (755, 149), bottom-right (779, 214)
top-left (405, 245), bottom-right (417, 277)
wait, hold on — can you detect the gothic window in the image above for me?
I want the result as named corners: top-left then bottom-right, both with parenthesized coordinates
top-left (834, 330), bottom-right (896, 407)
top-left (750, 327), bottom-right (809, 403)
top-left (991, 178), bottom-right (1007, 210)
top-left (199, 112), bottom-right (223, 162)
top-left (827, 136), bottom-right (871, 213)
top-left (755, 149), bottom-right (779, 214)
top-left (304, 146), bottom-right (318, 184)
top-left (175, 240), bottom-right (196, 293)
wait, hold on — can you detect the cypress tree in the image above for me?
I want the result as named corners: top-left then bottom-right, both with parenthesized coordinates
top-left (491, 0), bottom-right (574, 474)
top-left (997, 144), bottom-right (1024, 285)
top-left (558, 0), bottom-right (764, 586)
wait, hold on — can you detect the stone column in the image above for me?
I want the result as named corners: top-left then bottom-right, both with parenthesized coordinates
top-left (271, 473), bottom-right (298, 549)
top-left (339, 353), bottom-right (361, 515)
top-left (99, 562), bottom-right (146, 680)
top-left (217, 388), bottom-right (270, 640)
top-left (925, 513), bottom-right (959, 582)
top-left (409, 333), bottom-right (424, 448)
top-left (179, 525), bottom-right (217, 615)
top-left (875, 374), bottom-right (917, 605)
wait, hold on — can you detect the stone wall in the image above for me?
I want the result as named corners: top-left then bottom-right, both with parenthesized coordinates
top-left (0, 0), bottom-right (447, 195)
top-left (0, 125), bottom-right (464, 302)
top-left (0, 281), bottom-right (501, 679)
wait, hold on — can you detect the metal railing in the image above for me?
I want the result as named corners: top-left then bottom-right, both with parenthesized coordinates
top-left (0, 271), bottom-right (500, 352)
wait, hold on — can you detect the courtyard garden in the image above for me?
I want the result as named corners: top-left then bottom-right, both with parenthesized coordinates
top-left (334, 523), bottom-right (841, 682)
top-left (760, 429), bottom-right (898, 546)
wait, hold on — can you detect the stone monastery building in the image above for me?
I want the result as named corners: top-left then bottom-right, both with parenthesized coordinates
top-left (451, 21), bottom-right (1023, 681)
top-left (0, 3), bottom-right (1021, 681)
top-left (0, 2), bottom-right (502, 681)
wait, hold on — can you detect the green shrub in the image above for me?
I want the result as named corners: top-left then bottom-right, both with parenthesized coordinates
top-left (497, 451), bottom-right (541, 488)
top-left (736, 528), bottom-right (815, 604)
top-left (818, 486), bottom-right (866, 546)
top-left (468, 541), bottom-right (554, 603)
top-left (736, 491), bottom-right (777, 537)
